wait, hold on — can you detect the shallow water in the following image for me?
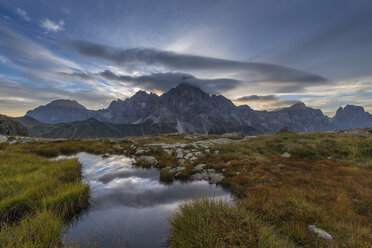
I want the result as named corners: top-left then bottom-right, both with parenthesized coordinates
top-left (58, 152), bottom-right (232, 248)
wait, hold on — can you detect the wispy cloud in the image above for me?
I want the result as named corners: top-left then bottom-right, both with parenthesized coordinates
top-left (234, 94), bottom-right (301, 111)
top-left (98, 70), bottom-right (241, 94)
top-left (16, 8), bottom-right (30, 22)
top-left (70, 40), bottom-right (328, 92)
top-left (40, 18), bottom-right (64, 32)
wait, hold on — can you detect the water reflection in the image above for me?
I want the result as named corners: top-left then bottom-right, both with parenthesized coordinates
top-left (59, 152), bottom-right (232, 248)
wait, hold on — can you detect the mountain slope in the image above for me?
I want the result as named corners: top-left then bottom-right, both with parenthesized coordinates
top-left (0, 114), bottom-right (29, 136)
top-left (17, 116), bottom-right (177, 139)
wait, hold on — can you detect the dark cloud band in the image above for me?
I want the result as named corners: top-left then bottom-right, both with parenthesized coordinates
top-left (99, 70), bottom-right (241, 94)
top-left (71, 40), bottom-right (328, 85)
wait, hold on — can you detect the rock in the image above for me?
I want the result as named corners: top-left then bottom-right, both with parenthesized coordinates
top-left (0, 135), bottom-right (8, 143)
top-left (192, 164), bottom-right (206, 172)
top-left (194, 151), bottom-right (203, 157)
top-left (184, 153), bottom-right (193, 159)
top-left (222, 132), bottom-right (244, 137)
top-left (136, 148), bottom-right (144, 155)
top-left (308, 225), bottom-right (333, 240)
top-left (327, 156), bottom-right (332, 160)
top-left (190, 171), bottom-right (224, 183)
top-left (278, 164), bottom-right (285, 167)
top-left (221, 168), bottom-right (226, 172)
top-left (235, 172), bottom-right (241, 175)
top-left (137, 156), bottom-right (157, 166)
top-left (178, 159), bottom-right (185, 164)
top-left (169, 166), bottom-right (185, 173)
top-left (8, 140), bottom-right (17, 145)
top-left (190, 172), bottom-right (206, 181)
top-left (208, 172), bottom-right (225, 183)
top-left (205, 149), bottom-right (210, 153)
top-left (214, 150), bottom-right (219, 155)
top-left (184, 135), bottom-right (194, 140)
top-left (207, 169), bottom-right (216, 173)
top-left (163, 149), bottom-right (172, 155)
top-left (281, 152), bottom-right (291, 158)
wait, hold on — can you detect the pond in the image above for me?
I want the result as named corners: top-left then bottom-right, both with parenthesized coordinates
top-left (57, 152), bottom-right (232, 248)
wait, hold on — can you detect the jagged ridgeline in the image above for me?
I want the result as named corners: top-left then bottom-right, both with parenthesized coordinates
top-left (8, 83), bottom-right (372, 139)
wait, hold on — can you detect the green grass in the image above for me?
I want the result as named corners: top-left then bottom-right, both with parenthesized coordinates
top-left (0, 148), bottom-right (90, 247)
top-left (0, 210), bottom-right (63, 248)
top-left (159, 169), bottom-right (175, 183)
top-left (169, 198), bottom-right (296, 248)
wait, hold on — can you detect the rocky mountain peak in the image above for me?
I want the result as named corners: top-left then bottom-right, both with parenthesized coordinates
top-left (166, 83), bottom-right (209, 98)
top-left (333, 104), bottom-right (372, 129)
top-left (337, 105), bottom-right (365, 114)
top-left (287, 102), bottom-right (306, 110)
top-left (47, 99), bottom-right (86, 109)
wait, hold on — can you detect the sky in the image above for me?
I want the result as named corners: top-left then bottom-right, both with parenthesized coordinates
top-left (0, 0), bottom-right (372, 117)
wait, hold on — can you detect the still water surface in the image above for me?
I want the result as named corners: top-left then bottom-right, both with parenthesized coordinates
top-left (58, 152), bottom-right (232, 247)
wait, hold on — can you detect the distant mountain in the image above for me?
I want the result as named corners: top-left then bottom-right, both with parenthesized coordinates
top-left (16, 116), bottom-right (176, 139)
top-left (26, 99), bottom-right (96, 124)
top-left (256, 102), bottom-right (333, 132)
top-left (333, 105), bottom-right (372, 130)
top-left (23, 83), bottom-right (372, 138)
top-left (0, 114), bottom-right (29, 136)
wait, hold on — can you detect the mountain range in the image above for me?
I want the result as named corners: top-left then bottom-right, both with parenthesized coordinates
top-left (5, 83), bottom-right (372, 139)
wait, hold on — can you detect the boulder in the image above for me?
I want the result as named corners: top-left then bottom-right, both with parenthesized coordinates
top-left (184, 135), bottom-right (195, 140)
top-left (208, 172), bottom-right (224, 183)
top-left (137, 156), bottom-right (157, 166)
top-left (308, 225), bottom-right (333, 240)
top-left (192, 164), bottom-right (206, 172)
top-left (169, 166), bottom-right (185, 173)
top-left (281, 152), bottom-right (291, 158)
top-left (136, 148), bottom-right (144, 155)
top-left (163, 149), bottom-right (172, 155)
top-left (0, 135), bottom-right (8, 143)
top-left (190, 171), bottom-right (224, 183)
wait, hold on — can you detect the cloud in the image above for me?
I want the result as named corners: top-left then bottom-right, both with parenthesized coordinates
top-left (40, 18), bottom-right (64, 32)
top-left (234, 94), bottom-right (301, 111)
top-left (0, 76), bottom-right (113, 117)
top-left (0, 27), bottom-right (80, 80)
top-left (99, 70), bottom-right (241, 94)
top-left (235, 95), bottom-right (277, 102)
top-left (16, 8), bottom-right (30, 22)
top-left (57, 71), bottom-right (94, 80)
top-left (70, 40), bottom-right (328, 88)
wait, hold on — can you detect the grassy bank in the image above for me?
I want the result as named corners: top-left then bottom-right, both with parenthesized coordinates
top-left (0, 146), bottom-right (90, 247)
top-left (169, 131), bottom-right (372, 247)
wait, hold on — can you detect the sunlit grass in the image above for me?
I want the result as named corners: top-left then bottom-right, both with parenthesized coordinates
top-left (0, 147), bottom-right (90, 247)
top-left (169, 198), bottom-right (296, 248)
